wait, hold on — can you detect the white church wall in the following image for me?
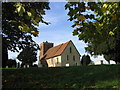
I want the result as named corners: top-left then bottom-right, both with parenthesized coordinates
top-left (46, 56), bottom-right (61, 67)
top-left (61, 41), bottom-right (81, 66)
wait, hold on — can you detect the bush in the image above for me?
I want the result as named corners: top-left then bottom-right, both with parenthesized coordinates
top-left (6, 59), bottom-right (16, 68)
top-left (81, 55), bottom-right (91, 66)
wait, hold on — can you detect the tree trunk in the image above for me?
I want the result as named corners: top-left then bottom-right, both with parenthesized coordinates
top-left (108, 60), bottom-right (110, 64)
top-left (115, 61), bottom-right (118, 64)
top-left (2, 43), bottom-right (8, 68)
top-left (29, 63), bottom-right (32, 67)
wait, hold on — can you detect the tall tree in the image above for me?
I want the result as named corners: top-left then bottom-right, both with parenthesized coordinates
top-left (17, 45), bottom-right (37, 67)
top-left (81, 55), bottom-right (91, 66)
top-left (65, 1), bottom-right (120, 63)
top-left (2, 2), bottom-right (50, 67)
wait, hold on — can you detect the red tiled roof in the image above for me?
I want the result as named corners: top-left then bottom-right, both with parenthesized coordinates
top-left (43, 40), bottom-right (71, 59)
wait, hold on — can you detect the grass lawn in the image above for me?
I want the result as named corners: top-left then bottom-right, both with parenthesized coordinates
top-left (2, 64), bottom-right (120, 89)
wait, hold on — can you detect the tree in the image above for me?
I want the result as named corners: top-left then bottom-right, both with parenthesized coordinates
top-left (2, 2), bottom-right (50, 67)
top-left (81, 55), bottom-right (91, 66)
top-left (6, 59), bottom-right (17, 68)
top-left (65, 2), bottom-right (120, 63)
top-left (17, 45), bottom-right (37, 67)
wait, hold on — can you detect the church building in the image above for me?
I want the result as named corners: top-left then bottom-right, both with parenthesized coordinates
top-left (39, 40), bottom-right (81, 67)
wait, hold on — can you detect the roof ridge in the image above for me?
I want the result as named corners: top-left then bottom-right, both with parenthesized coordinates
top-left (52, 43), bottom-right (62, 48)
top-left (44, 43), bottom-right (63, 56)
top-left (46, 43), bottom-right (62, 52)
top-left (54, 43), bottom-right (63, 55)
top-left (42, 40), bottom-right (72, 59)
top-left (49, 40), bottom-right (71, 49)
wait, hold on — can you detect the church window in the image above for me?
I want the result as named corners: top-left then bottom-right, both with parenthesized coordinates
top-left (70, 47), bottom-right (72, 53)
top-left (57, 58), bottom-right (59, 64)
top-left (73, 55), bottom-right (75, 61)
top-left (67, 55), bottom-right (69, 60)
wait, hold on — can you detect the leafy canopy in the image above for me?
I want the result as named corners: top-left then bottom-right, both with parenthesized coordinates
top-left (2, 2), bottom-right (50, 52)
top-left (17, 45), bottom-right (37, 66)
top-left (2, 2), bottom-right (50, 67)
top-left (65, 1), bottom-right (120, 63)
top-left (81, 55), bottom-right (91, 66)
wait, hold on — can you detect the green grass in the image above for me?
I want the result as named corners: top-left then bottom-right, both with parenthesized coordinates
top-left (2, 64), bottom-right (120, 89)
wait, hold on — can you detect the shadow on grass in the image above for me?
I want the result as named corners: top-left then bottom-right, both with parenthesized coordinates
top-left (2, 64), bottom-right (120, 89)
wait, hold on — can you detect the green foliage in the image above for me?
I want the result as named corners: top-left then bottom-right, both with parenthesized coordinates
top-left (81, 55), bottom-right (91, 66)
top-left (2, 2), bottom-right (50, 52)
top-left (13, 2), bottom-right (50, 35)
top-left (17, 45), bottom-right (37, 66)
top-left (2, 65), bottom-right (120, 88)
top-left (2, 2), bottom-right (50, 67)
top-left (65, 2), bottom-right (120, 63)
top-left (6, 59), bottom-right (17, 68)
top-left (94, 79), bottom-right (119, 88)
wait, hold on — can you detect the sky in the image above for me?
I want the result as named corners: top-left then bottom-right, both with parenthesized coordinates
top-left (8, 2), bottom-right (115, 64)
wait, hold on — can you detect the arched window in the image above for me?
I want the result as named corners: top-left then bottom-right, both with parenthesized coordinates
top-left (70, 47), bottom-right (72, 53)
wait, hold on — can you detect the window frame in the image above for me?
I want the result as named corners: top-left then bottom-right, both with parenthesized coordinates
top-left (73, 55), bottom-right (75, 61)
top-left (67, 55), bottom-right (69, 61)
top-left (70, 47), bottom-right (72, 53)
top-left (57, 58), bottom-right (59, 64)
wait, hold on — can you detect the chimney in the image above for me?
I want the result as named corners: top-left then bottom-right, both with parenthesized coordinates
top-left (40, 41), bottom-right (53, 59)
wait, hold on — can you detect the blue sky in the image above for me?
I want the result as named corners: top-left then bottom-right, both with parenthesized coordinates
top-left (8, 2), bottom-right (115, 64)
